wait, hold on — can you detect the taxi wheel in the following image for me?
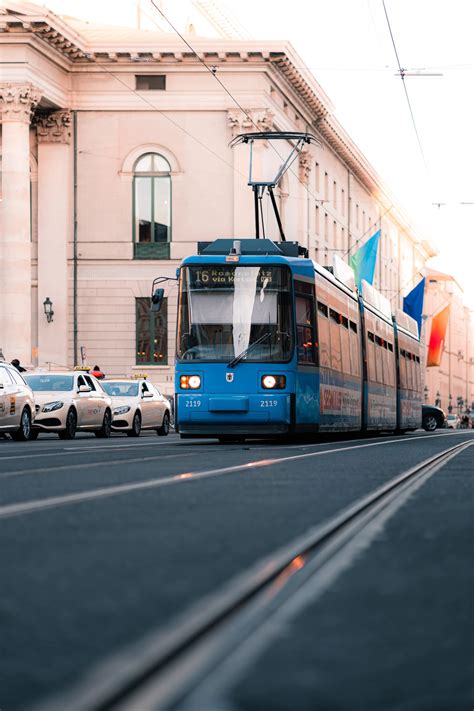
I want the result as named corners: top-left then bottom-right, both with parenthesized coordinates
top-left (127, 411), bottom-right (141, 437)
top-left (58, 409), bottom-right (77, 440)
top-left (95, 409), bottom-right (112, 438)
top-left (156, 411), bottom-right (170, 437)
top-left (11, 408), bottom-right (32, 442)
top-left (29, 430), bottom-right (39, 440)
top-left (422, 416), bottom-right (437, 432)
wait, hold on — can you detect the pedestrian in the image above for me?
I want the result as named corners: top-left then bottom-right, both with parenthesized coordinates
top-left (90, 364), bottom-right (105, 380)
top-left (11, 359), bottom-right (26, 373)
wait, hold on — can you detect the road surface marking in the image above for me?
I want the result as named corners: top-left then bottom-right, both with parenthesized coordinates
top-left (0, 432), bottom-right (471, 518)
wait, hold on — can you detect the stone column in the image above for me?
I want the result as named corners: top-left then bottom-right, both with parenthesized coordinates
top-left (0, 84), bottom-right (41, 364)
top-left (35, 110), bottom-right (72, 368)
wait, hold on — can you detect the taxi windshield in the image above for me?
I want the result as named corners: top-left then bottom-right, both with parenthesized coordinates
top-left (102, 382), bottom-right (139, 397)
top-left (25, 374), bottom-right (74, 392)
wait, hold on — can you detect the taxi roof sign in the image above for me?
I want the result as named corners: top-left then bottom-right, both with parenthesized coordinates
top-left (131, 373), bottom-right (148, 379)
top-left (74, 365), bottom-right (91, 371)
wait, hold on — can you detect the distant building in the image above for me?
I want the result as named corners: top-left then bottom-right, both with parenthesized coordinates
top-left (0, 1), bottom-right (436, 392)
top-left (423, 269), bottom-right (474, 413)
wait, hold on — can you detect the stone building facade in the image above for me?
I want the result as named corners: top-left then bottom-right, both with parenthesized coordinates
top-left (0, 2), bottom-right (436, 393)
top-left (423, 270), bottom-right (474, 413)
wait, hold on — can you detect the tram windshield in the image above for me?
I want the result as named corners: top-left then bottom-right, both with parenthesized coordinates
top-left (177, 265), bottom-right (293, 362)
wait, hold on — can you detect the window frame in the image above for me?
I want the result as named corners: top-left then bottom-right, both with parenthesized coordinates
top-left (135, 296), bottom-right (168, 366)
top-left (135, 75), bottom-right (166, 91)
top-left (132, 153), bottom-right (172, 259)
top-left (294, 280), bottom-right (318, 365)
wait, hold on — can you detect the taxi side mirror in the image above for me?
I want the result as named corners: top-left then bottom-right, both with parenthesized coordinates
top-left (78, 385), bottom-right (92, 393)
top-left (142, 391), bottom-right (153, 398)
top-left (151, 288), bottom-right (165, 313)
top-left (0, 382), bottom-right (4, 390)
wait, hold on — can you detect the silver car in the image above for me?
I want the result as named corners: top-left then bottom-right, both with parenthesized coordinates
top-left (0, 363), bottom-right (36, 441)
top-left (102, 378), bottom-right (171, 437)
top-left (24, 371), bottom-right (113, 439)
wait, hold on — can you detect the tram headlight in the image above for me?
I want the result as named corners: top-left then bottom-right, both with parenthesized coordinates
top-left (180, 375), bottom-right (201, 389)
top-left (261, 375), bottom-right (286, 389)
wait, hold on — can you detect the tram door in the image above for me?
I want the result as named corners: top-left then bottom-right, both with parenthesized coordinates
top-left (294, 280), bottom-right (319, 428)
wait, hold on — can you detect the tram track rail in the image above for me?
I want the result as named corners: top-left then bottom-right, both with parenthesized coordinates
top-left (37, 438), bottom-right (473, 711)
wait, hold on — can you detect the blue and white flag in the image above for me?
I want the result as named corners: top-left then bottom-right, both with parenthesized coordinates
top-left (350, 229), bottom-right (380, 290)
top-left (403, 277), bottom-right (425, 339)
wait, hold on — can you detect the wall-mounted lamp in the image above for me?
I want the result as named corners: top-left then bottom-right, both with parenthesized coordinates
top-left (43, 297), bottom-right (54, 323)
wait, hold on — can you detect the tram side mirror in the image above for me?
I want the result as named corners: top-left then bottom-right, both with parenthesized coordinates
top-left (151, 288), bottom-right (165, 313)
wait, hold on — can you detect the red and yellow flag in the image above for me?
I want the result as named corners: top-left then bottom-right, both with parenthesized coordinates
top-left (427, 305), bottom-right (450, 367)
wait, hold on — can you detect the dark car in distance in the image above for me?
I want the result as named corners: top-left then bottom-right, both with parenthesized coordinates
top-left (422, 404), bottom-right (447, 431)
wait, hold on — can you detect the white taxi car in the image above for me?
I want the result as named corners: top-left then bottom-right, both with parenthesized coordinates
top-left (24, 371), bottom-right (113, 439)
top-left (0, 362), bottom-right (36, 440)
top-left (101, 378), bottom-right (171, 437)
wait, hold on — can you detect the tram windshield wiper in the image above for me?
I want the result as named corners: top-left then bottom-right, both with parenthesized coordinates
top-left (227, 331), bottom-right (271, 368)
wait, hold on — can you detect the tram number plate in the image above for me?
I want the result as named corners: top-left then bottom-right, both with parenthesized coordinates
top-left (260, 400), bottom-right (278, 408)
top-left (185, 400), bottom-right (202, 408)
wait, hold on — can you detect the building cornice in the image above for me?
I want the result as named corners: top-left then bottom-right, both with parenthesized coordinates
top-left (0, 3), bottom-right (437, 257)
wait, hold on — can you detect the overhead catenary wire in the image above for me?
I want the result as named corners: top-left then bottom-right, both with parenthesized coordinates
top-left (5, 4), bottom-right (418, 298)
top-left (382, 0), bottom-right (428, 171)
top-left (146, 0), bottom-right (421, 276)
top-left (4, 7), bottom-right (248, 184)
top-left (146, 0), bottom-right (329, 208)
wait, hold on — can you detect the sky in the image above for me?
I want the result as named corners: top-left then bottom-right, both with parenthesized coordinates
top-left (33, 0), bottom-right (474, 306)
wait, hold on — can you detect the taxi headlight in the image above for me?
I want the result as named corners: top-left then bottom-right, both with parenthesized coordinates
top-left (261, 375), bottom-right (286, 389)
top-left (42, 401), bottom-right (64, 412)
top-left (180, 375), bottom-right (201, 389)
top-left (113, 405), bottom-right (131, 415)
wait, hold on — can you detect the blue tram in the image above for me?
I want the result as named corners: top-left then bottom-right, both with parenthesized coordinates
top-left (170, 238), bottom-right (421, 441)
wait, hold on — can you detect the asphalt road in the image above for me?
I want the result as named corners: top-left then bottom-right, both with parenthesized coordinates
top-left (0, 429), bottom-right (472, 710)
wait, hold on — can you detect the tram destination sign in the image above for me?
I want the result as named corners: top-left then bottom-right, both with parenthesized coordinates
top-left (191, 266), bottom-right (275, 288)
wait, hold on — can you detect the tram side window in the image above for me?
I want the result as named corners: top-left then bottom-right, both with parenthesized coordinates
top-left (411, 352), bottom-right (418, 391)
top-left (295, 286), bottom-right (316, 364)
top-left (349, 320), bottom-right (360, 377)
top-left (412, 354), bottom-right (418, 392)
top-left (375, 335), bottom-right (384, 383)
top-left (399, 349), bottom-right (407, 389)
top-left (329, 308), bottom-right (342, 371)
top-left (317, 301), bottom-right (331, 367)
top-left (406, 352), bottom-right (413, 391)
top-left (406, 352), bottom-right (413, 390)
top-left (414, 354), bottom-right (421, 391)
top-left (386, 341), bottom-right (395, 387)
top-left (340, 315), bottom-right (351, 373)
top-left (367, 331), bottom-right (376, 381)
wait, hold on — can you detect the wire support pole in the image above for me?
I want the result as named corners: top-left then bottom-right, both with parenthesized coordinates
top-left (268, 187), bottom-right (286, 241)
top-left (253, 186), bottom-right (260, 239)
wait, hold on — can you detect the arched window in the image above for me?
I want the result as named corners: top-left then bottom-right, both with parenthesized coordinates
top-left (133, 152), bottom-right (171, 259)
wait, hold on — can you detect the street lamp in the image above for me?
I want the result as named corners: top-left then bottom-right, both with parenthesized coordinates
top-left (435, 390), bottom-right (441, 407)
top-left (448, 393), bottom-right (453, 413)
top-left (424, 385), bottom-right (429, 402)
top-left (43, 297), bottom-right (54, 323)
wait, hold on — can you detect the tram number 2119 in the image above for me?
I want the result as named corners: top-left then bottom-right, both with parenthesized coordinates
top-left (260, 400), bottom-right (278, 408)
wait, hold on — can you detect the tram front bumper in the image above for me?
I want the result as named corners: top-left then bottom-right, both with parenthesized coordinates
top-left (176, 393), bottom-right (292, 435)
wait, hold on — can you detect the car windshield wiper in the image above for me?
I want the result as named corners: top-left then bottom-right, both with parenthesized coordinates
top-left (227, 331), bottom-right (271, 368)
